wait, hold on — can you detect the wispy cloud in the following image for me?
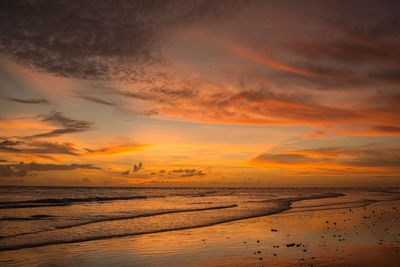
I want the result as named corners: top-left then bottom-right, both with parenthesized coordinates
top-left (0, 139), bottom-right (78, 156)
top-left (8, 98), bottom-right (50, 105)
top-left (249, 143), bottom-right (400, 176)
top-left (28, 112), bottom-right (94, 138)
top-left (76, 95), bottom-right (117, 107)
top-left (168, 168), bottom-right (207, 178)
top-left (85, 144), bottom-right (150, 155)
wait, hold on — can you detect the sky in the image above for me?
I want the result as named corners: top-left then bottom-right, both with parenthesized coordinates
top-left (0, 0), bottom-right (400, 187)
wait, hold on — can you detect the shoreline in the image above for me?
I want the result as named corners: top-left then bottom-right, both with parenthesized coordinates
top-left (1, 197), bottom-right (399, 266)
top-left (0, 193), bottom-right (400, 253)
top-left (0, 192), bottom-right (346, 252)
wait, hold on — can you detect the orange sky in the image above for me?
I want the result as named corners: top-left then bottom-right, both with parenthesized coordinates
top-left (0, 0), bottom-right (399, 186)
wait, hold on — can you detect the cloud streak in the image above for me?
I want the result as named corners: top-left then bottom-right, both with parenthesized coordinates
top-left (7, 98), bottom-right (50, 105)
top-left (85, 144), bottom-right (150, 155)
top-left (0, 162), bottom-right (101, 177)
top-left (250, 143), bottom-right (400, 176)
top-left (0, 139), bottom-right (78, 156)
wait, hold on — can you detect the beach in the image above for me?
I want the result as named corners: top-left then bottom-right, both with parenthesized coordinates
top-left (1, 187), bottom-right (400, 266)
top-left (1, 1), bottom-right (400, 266)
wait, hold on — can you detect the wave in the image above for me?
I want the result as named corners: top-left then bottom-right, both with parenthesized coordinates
top-left (0, 215), bottom-right (53, 221)
top-left (285, 199), bottom-right (376, 214)
top-left (55, 204), bottom-right (238, 229)
top-left (0, 191), bottom-right (224, 209)
top-left (0, 196), bottom-right (148, 209)
top-left (0, 192), bottom-right (346, 252)
top-left (0, 205), bottom-right (238, 240)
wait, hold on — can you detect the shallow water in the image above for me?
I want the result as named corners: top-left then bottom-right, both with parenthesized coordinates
top-left (0, 187), bottom-right (399, 252)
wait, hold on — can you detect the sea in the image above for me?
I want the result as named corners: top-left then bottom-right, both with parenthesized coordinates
top-left (0, 186), bottom-right (399, 253)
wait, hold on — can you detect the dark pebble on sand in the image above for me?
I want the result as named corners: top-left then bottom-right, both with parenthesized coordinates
top-left (271, 229), bottom-right (278, 232)
top-left (286, 243), bottom-right (295, 247)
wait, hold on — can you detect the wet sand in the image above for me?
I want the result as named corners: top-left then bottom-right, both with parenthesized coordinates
top-left (1, 199), bottom-right (399, 266)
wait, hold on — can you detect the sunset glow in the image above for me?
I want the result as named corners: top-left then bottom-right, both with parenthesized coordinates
top-left (0, 1), bottom-right (399, 186)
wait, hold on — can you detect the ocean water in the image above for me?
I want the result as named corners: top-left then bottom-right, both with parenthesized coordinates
top-left (0, 186), bottom-right (399, 252)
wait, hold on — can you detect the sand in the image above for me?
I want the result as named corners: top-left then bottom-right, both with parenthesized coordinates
top-left (1, 199), bottom-right (399, 266)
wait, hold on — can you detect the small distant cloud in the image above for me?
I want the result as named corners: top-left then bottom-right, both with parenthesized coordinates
top-left (252, 153), bottom-right (317, 165)
top-left (81, 177), bottom-right (91, 183)
top-left (133, 162), bottom-right (143, 172)
top-left (121, 170), bottom-right (130, 175)
top-left (169, 168), bottom-right (207, 178)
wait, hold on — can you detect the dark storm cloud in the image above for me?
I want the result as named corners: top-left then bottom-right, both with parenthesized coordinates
top-left (0, 162), bottom-right (101, 177)
top-left (29, 112), bottom-right (94, 138)
top-left (7, 98), bottom-right (50, 105)
top-left (0, 0), bottom-right (247, 81)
